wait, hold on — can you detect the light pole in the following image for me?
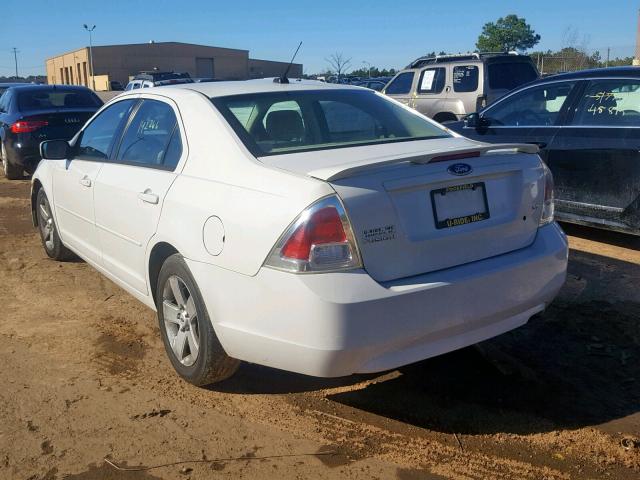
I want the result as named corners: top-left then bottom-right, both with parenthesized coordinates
top-left (83, 24), bottom-right (96, 90)
top-left (362, 61), bottom-right (371, 78)
top-left (12, 47), bottom-right (19, 79)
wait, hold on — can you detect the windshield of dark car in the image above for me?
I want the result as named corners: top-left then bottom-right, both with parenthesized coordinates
top-left (488, 62), bottom-right (538, 91)
top-left (212, 89), bottom-right (449, 156)
top-left (17, 89), bottom-right (102, 111)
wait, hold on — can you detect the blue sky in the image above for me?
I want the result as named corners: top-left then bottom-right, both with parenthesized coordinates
top-left (1, 0), bottom-right (637, 77)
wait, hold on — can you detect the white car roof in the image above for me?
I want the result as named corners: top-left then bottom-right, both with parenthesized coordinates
top-left (153, 78), bottom-right (364, 98)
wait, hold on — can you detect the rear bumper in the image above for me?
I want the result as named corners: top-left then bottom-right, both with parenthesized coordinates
top-left (5, 136), bottom-right (41, 172)
top-left (187, 222), bottom-right (568, 377)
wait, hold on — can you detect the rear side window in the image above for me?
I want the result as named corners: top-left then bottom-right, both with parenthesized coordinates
top-left (385, 72), bottom-right (415, 95)
top-left (115, 99), bottom-right (180, 168)
top-left (78, 100), bottom-right (137, 160)
top-left (453, 66), bottom-right (479, 93)
top-left (488, 62), bottom-right (538, 91)
top-left (570, 79), bottom-right (640, 127)
top-left (18, 89), bottom-right (102, 111)
top-left (418, 68), bottom-right (446, 94)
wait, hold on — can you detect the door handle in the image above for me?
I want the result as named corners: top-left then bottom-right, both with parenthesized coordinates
top-left (138, 189), bottom-right (159, 205)
top-left (528, 142), bottom-right (548, 149)
top-left (79, 176), bottom-right (92, 187)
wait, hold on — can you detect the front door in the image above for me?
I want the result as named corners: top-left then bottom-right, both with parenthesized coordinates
top-left (94, 98), bottom-right (185, 295)
top-left (383, 71), bottom-right (417, 107)
top-left (461, 80), bottom-right (580, 164)
top-left (52, 99), bottom-right (137, 263)
top-left (548, 78), bottom-right (640, 230)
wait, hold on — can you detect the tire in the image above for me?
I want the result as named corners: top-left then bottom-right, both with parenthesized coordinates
top-left (156, 253), bottom-right (240, 386)
top-left (1, 142), bottom-right (23, 180)
top-left (35, 189), bottom-right (74, 261)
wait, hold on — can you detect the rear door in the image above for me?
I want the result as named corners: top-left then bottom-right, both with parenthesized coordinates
top-left (93, 97), bottom-right (185, 295)
top-left (548, 77), bottom-right (640, 230)
top-left (450, 64), bottom-right (482, 117)
top-left (413, 67), bottom-right (448, 118)
top-left (460, 80), bottom-right (579, 164)
top-left (52, 99), bottom-right (137, 263)
top-left (383, 71), bottom-right (417, 107)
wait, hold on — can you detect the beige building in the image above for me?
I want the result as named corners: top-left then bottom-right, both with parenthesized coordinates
top-left (46, 41), bottom-right (303, 90)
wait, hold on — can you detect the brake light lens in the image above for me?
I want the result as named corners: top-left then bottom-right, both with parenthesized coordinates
top-left (264, 196), bottom-right (362, 273)
top-left (539, 162), bottom-right (555, 226)
top-left (11, 120), bottom-right (48, 133)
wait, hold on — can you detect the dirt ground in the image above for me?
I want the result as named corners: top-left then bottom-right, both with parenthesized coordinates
top-left (0, 176), bottom-right (638, 480)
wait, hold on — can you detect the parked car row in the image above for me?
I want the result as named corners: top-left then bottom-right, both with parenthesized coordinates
top-left (30, 78), bottom-right (567, 385)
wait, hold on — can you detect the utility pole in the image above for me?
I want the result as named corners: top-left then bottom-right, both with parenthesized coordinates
top-left (83, 24), bottom-right (96, 90)
top-left (606, 47), bottom-right (610, 68)
top-left (12, 47), bottom-right (19, 79)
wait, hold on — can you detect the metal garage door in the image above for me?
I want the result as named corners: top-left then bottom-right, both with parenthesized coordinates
top-left (196, 58), bottom-right (215, 78)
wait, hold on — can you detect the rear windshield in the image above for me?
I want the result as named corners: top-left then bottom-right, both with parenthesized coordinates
top-left (488, 62), bottom-right (538, 91)
top-left (18, 89), bottom-right (102, 111)
top-left (212, 89), bottom-right (449, 156)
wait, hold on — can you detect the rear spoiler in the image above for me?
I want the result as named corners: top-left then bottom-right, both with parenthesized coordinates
top-left (308, 143), bottom-right (539, 182)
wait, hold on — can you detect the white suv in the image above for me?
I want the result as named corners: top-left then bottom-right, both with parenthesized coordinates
top-left (31, 80), bottom-right (567, 385)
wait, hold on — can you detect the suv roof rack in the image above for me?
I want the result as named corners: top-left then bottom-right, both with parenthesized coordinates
top-left (407, 51), bottom-right (520, 69)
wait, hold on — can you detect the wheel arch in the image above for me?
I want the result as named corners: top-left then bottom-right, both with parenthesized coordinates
top-left (433, 112), bottom-right (458, 123)
top-left (31, 178), bottom-right (44, 227)
top-left (148, 241), bottom-right (180, 306)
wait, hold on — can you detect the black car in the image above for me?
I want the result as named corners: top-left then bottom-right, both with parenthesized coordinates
top-left (448, 67), bottom-right (640, 236)
top-left (0, 82), bottom-right (26, 96)
top-left (0, 85), bottom-right (103, 179)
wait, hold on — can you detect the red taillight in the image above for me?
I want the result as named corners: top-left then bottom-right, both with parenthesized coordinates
top-left (264, 196), bottom-right (362, 273)
top-left (11, 120), bottom-right (48, 133)
top-left (430, 151), bottom-right (481, 163)
top-left (281, 207), bottom-right (347, 260)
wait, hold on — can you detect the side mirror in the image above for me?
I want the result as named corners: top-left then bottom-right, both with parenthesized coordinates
top-left (40, 140), bottom-right (70, 160)
top-left (465, 113), bottom-right (490, 130)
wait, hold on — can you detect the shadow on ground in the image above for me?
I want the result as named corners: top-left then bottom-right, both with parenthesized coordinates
top-left (215, 241), bottom-right (640, 437)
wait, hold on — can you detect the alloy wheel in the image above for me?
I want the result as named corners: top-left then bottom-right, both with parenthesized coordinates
top-left (38, 197), bottom-right (55, 251)
top-left (162, 275), bottom-right (200, 367)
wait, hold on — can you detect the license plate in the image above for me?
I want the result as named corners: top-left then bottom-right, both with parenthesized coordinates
top-left (430, 182), bottom-right (490, 229)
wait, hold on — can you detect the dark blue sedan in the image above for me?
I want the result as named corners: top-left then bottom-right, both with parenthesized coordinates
top-left (448, 67), bottom-right (640, 236)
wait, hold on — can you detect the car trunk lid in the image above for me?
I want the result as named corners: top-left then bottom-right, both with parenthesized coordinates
top-left (260, 138), bottom-right (546, 282)
top-left (18, 108), bottom-right (96, 141)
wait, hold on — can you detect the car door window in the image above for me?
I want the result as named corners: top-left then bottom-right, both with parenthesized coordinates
top-left (484, 82), bottom-right (576, 127)
top-left (453, 66), bottom-right (479, 92)
top-left (418, 68), bottom-right (446, 94)
top-left (570, 79), bottom-right (640, 127)
top-left (115, 99), bottom-right (179, 168)
top-left (77, 99), bottom-right (137, 160)
top-left (385, 72), bottom-right (415, 95)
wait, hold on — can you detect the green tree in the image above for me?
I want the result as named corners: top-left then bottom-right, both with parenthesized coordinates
top-left (476, 14), bottom-right (540, 52)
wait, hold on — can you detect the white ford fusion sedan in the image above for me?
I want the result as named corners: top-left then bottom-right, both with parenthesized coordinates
top-left (31, 79), bottom-right (568, 385)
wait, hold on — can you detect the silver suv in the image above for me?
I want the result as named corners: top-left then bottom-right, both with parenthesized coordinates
top-left (383, 53), bottom-right (539, 123)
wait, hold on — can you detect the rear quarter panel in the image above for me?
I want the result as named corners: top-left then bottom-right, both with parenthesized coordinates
top-left (152, 90), bottom-right (334, 276)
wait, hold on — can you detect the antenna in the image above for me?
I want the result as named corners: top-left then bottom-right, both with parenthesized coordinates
top-left (274, 41), bottom-right (302, 84)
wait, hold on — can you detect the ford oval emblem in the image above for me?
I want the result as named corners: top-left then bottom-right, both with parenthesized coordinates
top-left (447, 163), bottom-right (473, 176)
